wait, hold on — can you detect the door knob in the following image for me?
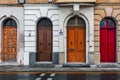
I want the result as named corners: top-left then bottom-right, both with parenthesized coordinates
top-left (48, 43), bottom-right (50, 45)
top-left (80, 41), bottom-right (82, 45)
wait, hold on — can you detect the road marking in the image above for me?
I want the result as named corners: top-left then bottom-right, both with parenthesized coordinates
top-left (36, 78), bottom-right (41, 80)
top-left (40, 73), bottom-right (46, 77)
top-left (47, 78), bottom-right (53, 80)
top-left (50, 73), bottom-right (55, 77)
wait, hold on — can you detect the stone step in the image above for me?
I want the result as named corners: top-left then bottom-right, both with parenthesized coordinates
top-left (63, 64), bottom-right (90, 67)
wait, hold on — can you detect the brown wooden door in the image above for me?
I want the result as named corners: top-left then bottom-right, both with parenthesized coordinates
top-left (67, 26), bottom-right (86, 62)
top-left (2, 26), bottom-right (17, 61)
top-left (37, 26), bottom-right (52, 61)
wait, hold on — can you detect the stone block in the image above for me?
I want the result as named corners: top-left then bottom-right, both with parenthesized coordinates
top-left (94, 14), bottom-right (102, 21)
top-left (94, 42), bottom-right (99, 47)
top-left (26, 0), bottom-right (48, 3)
top-left (0, 0), bottom-right (17, 4)
top-left (59, 52), bottom-right (65, 64)
top-left (94, 36), bottom-right (99, 42)
top-left (118, 53), bottom-right (120, 63)
top-left (94, 26), bottom-right (99, 31)
top-left (24, 52), bottom-right (29, 65)
top-left (95, 10), bottom-right (105, 18)
top-left (94, 20), bottom-right (100, 26)
top-left (53, 42), bottom-right (59, 47)
top-left (94, 46), bottom-right (99, 52)
top-left (53, 47), bottom-right (59, 52)
top-left (25, 47), bottom-right (36, 52)
top-left (52, 52), bottom-right (59, 64)
top-left (88, 52), bottom-right (94, 65)
top-left (97, 0), bottom-right (120, 2)
top-left (116, 14), bottom-right (120, 21)
top-left (94, 53), bottom-right (100, 64)
top-left (25, 26), bottom-right (35, 31)
top-left (25, 36), bottom-right (36, 42)
top-left (94, 30), bottom-right (99, 36)
top-left (112, 10), bottom-right (120, 18)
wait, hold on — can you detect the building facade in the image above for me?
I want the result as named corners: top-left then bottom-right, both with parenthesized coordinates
top-left (0, 0), bottom-right (119, 68)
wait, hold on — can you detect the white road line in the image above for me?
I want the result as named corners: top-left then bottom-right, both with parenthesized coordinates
top-left (47, 78), bottom-right (53, 80)
top-left (40, 73), bottom-right (46, 77)
top-left (50, 73), bottom-right (55, 77)
top-left (36, 78), bottom-right (42, 80)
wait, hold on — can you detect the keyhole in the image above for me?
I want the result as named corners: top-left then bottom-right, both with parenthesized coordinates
top-left (40, 43), bottom-right (42, 45)
top-left (70, 42), bottom-right (72, 45)
top-left (48, 43), bottom-right (50, 46)
top-left (80, 41), bottom-right (82, 45)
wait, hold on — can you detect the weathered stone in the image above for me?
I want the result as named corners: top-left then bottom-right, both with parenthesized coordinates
top-left (95, 10), bottom-right (105, 18)
top-left (94, 14), bottom-right (102, 21)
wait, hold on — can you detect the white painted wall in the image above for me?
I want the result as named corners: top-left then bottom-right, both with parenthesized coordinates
top-left (0, 7), bottom-right (24, 65)
top-left (24, 4), bottom-right (59, 65)
top-left (24, 4), bottom-right (94, 65)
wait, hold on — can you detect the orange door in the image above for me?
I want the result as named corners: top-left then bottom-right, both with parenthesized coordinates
top-left (2, 26), bottom-right (17, 61)
top-left (67, 26), bottom-right (86, 62)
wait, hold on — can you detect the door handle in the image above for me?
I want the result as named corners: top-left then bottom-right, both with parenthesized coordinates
top-left (68, 48), bottom-right (74, 50)
top-left (80, 41), bottom-right (82, 45)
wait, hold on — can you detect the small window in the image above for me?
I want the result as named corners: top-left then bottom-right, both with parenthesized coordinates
top-left (37, 18), bottom-right (52, 27)
top-left (100, 17), bottom-right (116, 28)
top-left (108, 19), bottom-right (115, 27)
top-left (100, 19), bottom-right (106, 27)
top-left (3, 18), bottom-right (17, 26)
top-left (67, 16), bottom-right (85, 26)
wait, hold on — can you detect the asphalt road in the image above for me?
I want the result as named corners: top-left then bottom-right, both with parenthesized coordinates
top-left (0, 72), bottom-right (120, 80)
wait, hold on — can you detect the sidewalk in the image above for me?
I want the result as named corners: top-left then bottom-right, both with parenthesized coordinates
top-left (0, 65), bottom-right (120, 72)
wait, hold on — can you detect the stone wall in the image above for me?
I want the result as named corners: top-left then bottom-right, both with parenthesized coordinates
top-left (94, 3), bottom-right (120, 64)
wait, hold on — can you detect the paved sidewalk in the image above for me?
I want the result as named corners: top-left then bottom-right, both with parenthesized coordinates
top-left (0, 65), bottom-right (120, 72)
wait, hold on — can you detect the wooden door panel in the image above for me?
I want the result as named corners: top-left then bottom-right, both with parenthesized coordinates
top-left (37, 27), bottom-right (44, 51)
top-left (67, 27), bottom-right (75, 50)
top-left (77, 27), bottom-right (85, 51)
top-left (77, 52), bottom-right (86, 62)
top-left (67, 27), bottom-right (76, 62)
top-left (108, 29), bottom-right (116, 62)
top-left (37, 27), bottom-right (52, 61)
top-left (37, 27), bottom-right (45, 61)
top-left (100, 29), bottom-right (108, 62)
top-left (67, 51), bottom-right (76, 62)
top-left (2, 27), bottom-right (17, 61)
top-left (67, 26), bottom-right (86, 62)
top-left (46, 27), bottom-right (52, 51)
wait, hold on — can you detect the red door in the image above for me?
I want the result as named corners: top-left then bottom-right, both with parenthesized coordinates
top-left (100, 18), bottom-right (116, 62)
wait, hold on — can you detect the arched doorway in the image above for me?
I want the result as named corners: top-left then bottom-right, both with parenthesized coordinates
top-left (2, 18), bottom-right (17, 62)
top-left (100, 17), bottom-right (116, 62)
top-left (67, 16), bottom-right (86, 62)
top-left (37, 18), bottom-right (52, 62)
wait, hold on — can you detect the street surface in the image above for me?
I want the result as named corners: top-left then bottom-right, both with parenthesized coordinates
top-left (0, 72), bottom-right (120, 80)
